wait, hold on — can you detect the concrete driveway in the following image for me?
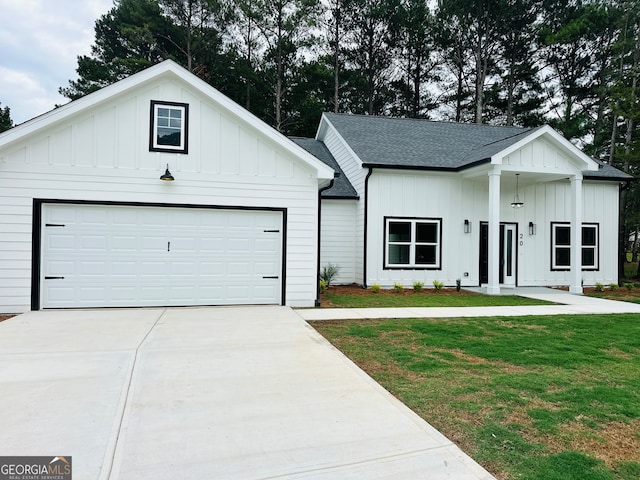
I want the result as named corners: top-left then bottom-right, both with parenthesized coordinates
top-left (0, 307), bottom-right (494, 479)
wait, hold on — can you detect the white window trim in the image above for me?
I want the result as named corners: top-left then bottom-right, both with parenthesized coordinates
top-left (551, 222), bottom-right (599, 271)
top-left (384, 217), bottom-right (442, 269)
top-left (150, 101), bottom-right (189, 153)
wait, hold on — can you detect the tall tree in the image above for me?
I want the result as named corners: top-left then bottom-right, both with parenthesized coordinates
top-left (436, 0), bottom-right (503, 123)
top-left (158, 0), bottom-right (228, 77)
top-left (388, 0), bottom-right (438, 118)
top-left (540, 0), bottom-right (611, 141)
top-left (341, 0), bottom-right (395, 115)
top-left (251, 0), bottom-right (320, 131)
top-left (325, 0), bottom-right (344, 113)
top-left (60, 0), bottom-right (177, 100)
top-left (0, 103), bottom-right (13, 133)
top-left (486, 0), bottom-right (544, 126)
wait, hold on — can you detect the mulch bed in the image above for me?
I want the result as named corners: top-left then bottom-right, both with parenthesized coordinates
top-left (320, 284), bottom-right (478, 307)
top-left (323, 284), bottom-right (476, 297)
top-left (0, 315), bottom-right (14, 323)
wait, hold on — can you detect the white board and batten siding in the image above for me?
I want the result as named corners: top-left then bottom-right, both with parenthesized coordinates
top-left (320, 200), bottom-right (357, 284)
top-left (366, 171), bottom-right (475, 287)
top-left (317, 117), bottom-right (367, 284)
top-left (0, 67), bottom-right (329, 313)
top-left (365, 169), bottom-right (620, 289)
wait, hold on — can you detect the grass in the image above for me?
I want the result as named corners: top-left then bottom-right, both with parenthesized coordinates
top-left (311, 314), bottom-right (640, 480)
top-left (321, 286), bottom-right (553, 308)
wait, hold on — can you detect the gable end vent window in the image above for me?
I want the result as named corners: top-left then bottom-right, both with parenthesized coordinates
top-left (150, 101), bottom-right (189, 153)
top-left (551, 222), bottom-right (599, 271)
top-left (385, 217), bottom-right (442, 269)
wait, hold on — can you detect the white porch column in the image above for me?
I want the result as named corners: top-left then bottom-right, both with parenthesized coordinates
top-left (487, 166), bottom-right (501, 295)
top-left (570, 175), bottom-right (583, 294)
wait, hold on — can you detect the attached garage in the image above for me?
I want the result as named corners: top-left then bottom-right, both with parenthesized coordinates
top-left (0, 61), bottom-right (334, 313)
top-left (36, 202), bottom-right (285, 309)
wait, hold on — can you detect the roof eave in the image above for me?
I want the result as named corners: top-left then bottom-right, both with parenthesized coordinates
top-left (361, 158), bottom-right (491, 172)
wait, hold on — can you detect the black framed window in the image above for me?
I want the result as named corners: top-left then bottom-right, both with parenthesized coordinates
top-left (150, 101), bottom-right (189, 153)
top-left (551, 223), bottom-right (599, 271)
top-left (385, 217), bottom-right (441, 269)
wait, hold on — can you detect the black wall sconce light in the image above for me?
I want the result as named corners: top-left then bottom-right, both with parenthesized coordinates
top-left (160, 164), bottom-right (175, 181)
top-left (529, 221), bottom-right (536, 235)
top-left (464, 219), bottom-right (471, 234)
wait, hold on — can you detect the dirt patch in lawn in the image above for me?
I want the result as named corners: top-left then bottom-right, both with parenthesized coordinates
top-left (545, 420), bottom-right (640, 467)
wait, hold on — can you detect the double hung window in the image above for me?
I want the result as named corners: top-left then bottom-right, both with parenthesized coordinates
top-left (551, 223), bottom-right (599, 270)
top-left (385, 217), bottom-right (441, 269)
top-left (150, 101), bottom-right (189, 153)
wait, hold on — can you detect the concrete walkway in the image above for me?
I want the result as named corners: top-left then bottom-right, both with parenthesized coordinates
top-left (0, 306), bottom-right (495, 480)
top-left (298, 288), bottom-right (640, 321)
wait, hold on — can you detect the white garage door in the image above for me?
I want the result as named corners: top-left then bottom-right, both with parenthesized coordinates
top-left (40, 203), bottom-right (283, 308)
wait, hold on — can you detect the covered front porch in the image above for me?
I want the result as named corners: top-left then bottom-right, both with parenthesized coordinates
top-left (461, 125), bottom-right (602, 295)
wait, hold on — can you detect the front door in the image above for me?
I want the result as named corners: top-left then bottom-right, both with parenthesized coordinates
top-left (479, 222), bottom-right (517, 286)
top-left (502, 224), bottom-right (517, 287)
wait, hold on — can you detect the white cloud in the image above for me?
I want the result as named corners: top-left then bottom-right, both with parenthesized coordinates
top-left (0, 0), bottom-right (114, 124)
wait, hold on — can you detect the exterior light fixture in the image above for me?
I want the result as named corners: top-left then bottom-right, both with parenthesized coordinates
top-left (529, 221), bottom-right (536, 235)
top-left (464, 219), bottom-right (471, 234)
top-left (510, 173), bottom-right (523, 208)
top-left (160, 164), bottom-right (174, 181)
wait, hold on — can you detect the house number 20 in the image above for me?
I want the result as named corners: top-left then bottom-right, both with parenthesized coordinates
top-left (520, 233), bottom-right (524, 246)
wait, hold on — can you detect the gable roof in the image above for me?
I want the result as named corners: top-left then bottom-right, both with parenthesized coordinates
top-left (0, 60), bottom-right (334, 182)
top-left (290, 137), bottom-right (359, 199)
top-left (320, 113), bottom-right (631, 180)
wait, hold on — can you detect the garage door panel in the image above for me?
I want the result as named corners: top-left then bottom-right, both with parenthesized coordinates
top-left (41, 204), bottom-right (283, 308)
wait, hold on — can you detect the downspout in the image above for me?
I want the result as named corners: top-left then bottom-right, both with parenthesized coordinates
top-left (316, 178), bottom-right (335, 306)
top-left (363, 167), bottom-right (373, 288)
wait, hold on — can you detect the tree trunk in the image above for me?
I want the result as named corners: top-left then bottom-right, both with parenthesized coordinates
top-left (275, 7), bottom-right (283, 131)
top-left (246, 2), bottom-right (253, 110)
top-left (333, 3), bottom-right (340, 113)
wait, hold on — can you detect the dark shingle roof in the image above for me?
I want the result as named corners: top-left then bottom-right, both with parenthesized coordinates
top-left (584, 159), bottom-right (634, 180)
top-left (323, 113), bottom-right (529, 169)
top-left (289, 137), bottom-right (359, 199)
top-left (322, 113), bottom-right (631, 180)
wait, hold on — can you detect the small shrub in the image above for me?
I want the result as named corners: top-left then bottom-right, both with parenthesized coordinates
top-left (320, 263), bottom-right (340, 286)
top-left (371, 283), bottom-right (381, 293)
top-left (624, 282), bottom-right (634, 290)
top-left (413, 281), bottom-right (424, 292)
top-left (595, 282), bottom-right (605, 292)
top-left (393, 282), bottom-right (404, 293)
top-left (433, 280), bottom-right (444, 291)
top-left (319, 280), bottom-right (328, 293)
top-left (456, 279), bottom-right (461, 292)
top-left (609, 283), bottom-right (618, 291)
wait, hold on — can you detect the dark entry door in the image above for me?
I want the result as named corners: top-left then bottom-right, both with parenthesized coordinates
top-left (480, 223), bottom-right (515, 285)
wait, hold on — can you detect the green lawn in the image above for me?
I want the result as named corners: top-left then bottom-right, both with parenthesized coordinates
top-left (312, 314), bottom-right (640, 480)
top-left (322, 290), bottom-right (553, 308)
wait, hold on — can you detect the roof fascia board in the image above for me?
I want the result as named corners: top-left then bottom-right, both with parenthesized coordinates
top-left (318, 114), bottom-right (365, 169)
top-left (362, 158), bottom-right (491, 172)
top-left (321, 195), bottom-right (360, 200)
top-left (491, 125), bottom-right (599, 171)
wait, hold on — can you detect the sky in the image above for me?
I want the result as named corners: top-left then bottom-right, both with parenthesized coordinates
top-left (0, 0), bottom-right (115, 125)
